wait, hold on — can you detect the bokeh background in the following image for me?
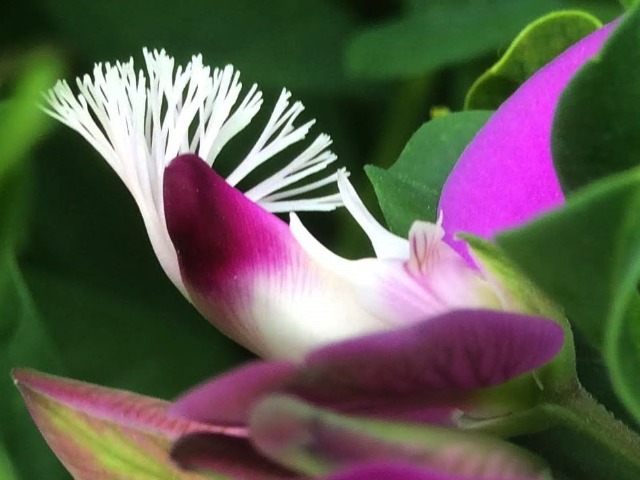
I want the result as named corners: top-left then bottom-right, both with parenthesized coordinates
top-left (0, 0), bottom-right (625, 478)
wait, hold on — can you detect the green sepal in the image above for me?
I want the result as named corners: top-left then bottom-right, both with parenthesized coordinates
top-left (461, 235), bottom-right (576, 393)
top-left (497, 167), bottom-right (640, 424)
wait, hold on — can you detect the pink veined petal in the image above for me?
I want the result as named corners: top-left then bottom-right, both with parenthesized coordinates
top-left (439, 22), bottom-right (617, 259)
top-left (290, 310), bottom-right (564, 412)
top-left (163, 154), bottom-right (388, 359)
top-left (169, 361), bottom-right (297, 427)
top-left (166, 310), bottom-right (563, 428)
top-left (171, 433), bottom-right (301, 479)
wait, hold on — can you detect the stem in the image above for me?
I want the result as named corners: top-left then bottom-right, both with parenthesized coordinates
top-left (548, 384), bottom-right (640, 467)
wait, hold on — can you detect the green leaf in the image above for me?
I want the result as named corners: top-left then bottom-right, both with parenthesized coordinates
top-left (366, 110), bottom-right (491, 236)
top-left (0, 441), bottom-right (19, 480)
top-left (552, 7), bottom-right (640, 192)
top-left (620, 0), bottom-right (637, 10)
top-left (0, 50), bottom-right (62, 255)
top-left (465, 10), bottom-right (601, 110)
top-left (0, 256), bottom-right (66, 480)
top-left (0, 49), bottom-right (67, 480)
top-left (42, 0), bottom-right (354, 93)
top-left (497, 168), bottom-right (640, 422)
top-left (346, 0), bottom-right (561, 80)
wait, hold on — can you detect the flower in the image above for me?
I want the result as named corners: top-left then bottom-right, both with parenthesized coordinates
top-left (44, 48), bottom-right (342, 296)
top-left (46, 49), bottom-right (515, 360)
top-left (438, 22), bottom-right (617, 258)
top-left (164, 153), bottom-right (512, 358)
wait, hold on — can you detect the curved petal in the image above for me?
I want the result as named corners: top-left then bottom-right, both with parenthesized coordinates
top-left (169, 361), bottom-right (297, 426)
top-left (289, 310), bottom-right (564, 415)
top-left (164, 154), bottom-right (390, 359)
top-left (165, 156), bottom-right (514, 360)
top-left (11, 369), bottom-right (240, 480)
top-left (167, 311), bottom-right (563, 427)
top-left (439, 22), bottom-right (617, 258)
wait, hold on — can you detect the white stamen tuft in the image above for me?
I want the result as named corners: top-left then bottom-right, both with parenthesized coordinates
top-left (43, 48), bottom-right (342, 293)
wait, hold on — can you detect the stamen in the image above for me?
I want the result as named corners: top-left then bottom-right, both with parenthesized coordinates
top-left (43, 48), bottom-right (343, 291)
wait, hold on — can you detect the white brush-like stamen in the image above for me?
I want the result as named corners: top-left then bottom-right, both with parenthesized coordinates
top-left (43, 48), bottom-right (343, 294)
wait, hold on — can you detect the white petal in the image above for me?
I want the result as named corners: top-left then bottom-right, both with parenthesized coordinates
top-left (337, 170), bottom-right (409, 260)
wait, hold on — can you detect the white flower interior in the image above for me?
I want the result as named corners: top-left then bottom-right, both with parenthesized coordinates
top-left (44, 48), bottom-right (342, 294)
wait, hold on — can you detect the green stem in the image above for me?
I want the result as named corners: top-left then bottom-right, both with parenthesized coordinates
top-left (547, 384), bottom-right (640, 468)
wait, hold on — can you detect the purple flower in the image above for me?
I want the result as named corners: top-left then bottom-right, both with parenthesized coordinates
top-left (45, 50), bottom-right (516, 359)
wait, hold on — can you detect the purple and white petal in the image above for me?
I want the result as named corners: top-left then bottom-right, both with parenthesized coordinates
top-left (164, 154), bottom-right (390, 358)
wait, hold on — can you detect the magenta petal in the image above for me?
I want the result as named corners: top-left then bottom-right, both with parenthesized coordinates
top-left (164, 154), bottom-right (300, 355)
top-left (292, 310), bottom-right (563, 404)
top-left (171, 433), bottom-right (300, 479)
top-left (439, 22), bottom-right (617, 258)
top-left (169, 361), bottom-right (297, 426)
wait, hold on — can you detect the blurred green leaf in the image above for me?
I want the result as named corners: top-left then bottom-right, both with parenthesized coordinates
top-left (553, 7), bottom-right (638, 193)
top-left (0, 441), bottom-right (19, 480)
top-left (620, 0), bottom-right (637, 10)
top-left (498, 168), bottom-right (640, 422)
top-left (43, 0), bottom-right (355, 93)
top-left (0, 255), bottom-right (66, 480)
top-left (465, 10), bottom-right (601, 110)
top-left (0, 49), bottom-right (68, 480)
top-left (347, 0), bottom-right (561, 80)
top-left (0, 50), bottom-right (62, 254)
top-left (365, 110), bottom-right (490, 236)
